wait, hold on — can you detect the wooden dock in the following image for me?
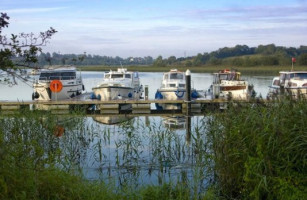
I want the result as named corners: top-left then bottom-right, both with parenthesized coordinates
top-left (0, 98), bottom-right (231, 114)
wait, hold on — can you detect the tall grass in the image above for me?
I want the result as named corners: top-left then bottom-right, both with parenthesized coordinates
top-left (0, 112), bottom-right (207, 199)
top-left (205, 99), bottom-right (307, 199)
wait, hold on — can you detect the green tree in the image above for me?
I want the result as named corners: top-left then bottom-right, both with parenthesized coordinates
top-left (153, 55), bottom-right (166, 67)
top-left (0, 13), bottom-right (57, 84)
top-left (298, 53), bottom-right (307, 65)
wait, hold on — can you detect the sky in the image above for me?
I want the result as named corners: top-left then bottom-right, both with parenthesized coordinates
top-left (2, 0), bottom-right (307, 58)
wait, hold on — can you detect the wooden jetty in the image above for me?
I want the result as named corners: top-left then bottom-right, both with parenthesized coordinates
top-left (0, 98), bottom-right (258, 115)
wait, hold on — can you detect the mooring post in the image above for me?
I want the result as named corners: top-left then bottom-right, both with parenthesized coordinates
top-left (185, 69), bottom-right (191, 114)
top-left (145, 85), bottom-right (149, 100)
top-left (185, 69), bottom-right (192, 143)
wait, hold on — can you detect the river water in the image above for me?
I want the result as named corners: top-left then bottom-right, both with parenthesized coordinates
top-left (0, 71), bottom-right (273, 101)
top-left (0, 71), bottom-right (274, 191)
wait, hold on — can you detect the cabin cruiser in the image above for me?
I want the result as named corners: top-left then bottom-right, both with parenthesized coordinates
top-left (155, 69), bottom-right (200, 100)
top-left (92, 68), bottom-right (143, 101)
top-left (155, 69), bottom-right (201, 110)
top-left (208, 69), bottom-right (250, 100)
top-left (32, 66), bottom-right (84, 101)
top-left (267, 71), bottom-right (307, 99)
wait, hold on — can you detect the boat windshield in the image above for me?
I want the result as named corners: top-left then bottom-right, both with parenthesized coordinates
top-left (39, 71), bottom-right (76, 80)
top-left (169, 73), bottom-right (184, 80)
top-left (105, 74), bottom-right (125, 79)
top-left (287, 73), bottom-right (307, 80)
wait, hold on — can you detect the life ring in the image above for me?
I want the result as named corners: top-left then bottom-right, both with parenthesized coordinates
top-left (50, 80), bottom-right (63, 93)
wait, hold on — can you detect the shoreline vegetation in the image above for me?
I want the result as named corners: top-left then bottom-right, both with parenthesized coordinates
top-left (1, 98), bottom-right (306, 199)
top-left (77, 65), bottom-right (307, 75)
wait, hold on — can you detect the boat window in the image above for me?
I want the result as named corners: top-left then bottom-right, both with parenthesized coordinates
top-left (61, 72), bottom-right (76, 80)
top-left (105, 74), bottom-right (110, 78)
top-left (219, 74), bottom-right (228, 80)
top-left (169, 84), bottom-right (176, 87)
top-left (179, 84), bottom-right (185, 88)
top-left (164, 74), bottom-right (169, 80)
top-left (111, 74), bottom-right (124, 79)
top-left (279, 74), bottom-right (286, 84)
top-left (134, 72), bottom-right (139, 78)
top-left (170, 73), bottom-right (184, 80)
top-left (273, 79), bottom-right (280, 86)
top-left (39, 72), bottom-right (61, 80)
top-left (125, 74), bottom-right (131, 78)
top-left (292, 73), bottom-right (307, 79)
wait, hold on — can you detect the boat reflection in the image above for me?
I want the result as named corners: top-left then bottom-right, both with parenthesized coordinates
top-left (92, 115), bottom-right (133, 125)
top-left (162, 115), bottom-right (186, 130)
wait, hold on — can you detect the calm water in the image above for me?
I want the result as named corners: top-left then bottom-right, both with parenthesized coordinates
top-left (0, 71), bottom-right (274, 190)
top-left (0, 71), bottom-right (273, 101)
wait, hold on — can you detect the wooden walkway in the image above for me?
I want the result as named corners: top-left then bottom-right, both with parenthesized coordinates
top-left (0, 98), bottom-right (233, 114)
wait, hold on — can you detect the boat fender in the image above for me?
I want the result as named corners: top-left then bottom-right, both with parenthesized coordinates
top-left (90, 93), bottom-right (96, 99)
top-left (32, 92), bottom-right (39, 100)
top-left (82, 84), bottom-right (85, 91)
top-left (128, 92), bottom-right (133, 98)
top-left (97, 94), bottom-right (101, 100)
top-left (155, 91), bottom-right (163, 99)
top-left (191, 90), bottom-right (199, 99)
top-left (175, 90), bottom-right (185, 98)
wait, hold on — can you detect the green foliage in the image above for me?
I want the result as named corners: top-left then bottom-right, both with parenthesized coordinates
top-left (206, 99), bottom-right (307, 199)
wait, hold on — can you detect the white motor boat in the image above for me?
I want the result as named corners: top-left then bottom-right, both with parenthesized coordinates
top-left (208, 69), bottom-right (250, 100)
top-left (32, 66), bottom-right (84, 101)
top-left (155, 69), bottom-right (201, 110)
top-left (92, 68), bottom-right (143, 101)
top-left (267, 71), bottom-right (307, 99)
top-left (155, 69), bottom-right (200, 100)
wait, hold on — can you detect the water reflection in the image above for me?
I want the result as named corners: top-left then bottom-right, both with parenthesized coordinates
top-left (162, 116), bottom-right (186, 130)
top-left (92, 115), bottom-right (133, 125)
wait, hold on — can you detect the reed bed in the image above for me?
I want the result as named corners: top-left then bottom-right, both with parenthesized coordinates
top-left (205, 98), bottom-right (307, 199)
top-left (1, 100), bottom-right (306, 199)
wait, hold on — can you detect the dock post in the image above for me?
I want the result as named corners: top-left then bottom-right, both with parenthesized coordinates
top-left (185, 69), bottom-right (191, 114)
top-left (145, 85), bottom-right (149, 100)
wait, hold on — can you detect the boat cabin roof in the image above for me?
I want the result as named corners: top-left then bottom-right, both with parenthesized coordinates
top-left (163, 69), bottom-right (185, 80)
top-left (104, 68), bottom-right (139, 79)
top-left (213, 69), bottom-right (241, 82)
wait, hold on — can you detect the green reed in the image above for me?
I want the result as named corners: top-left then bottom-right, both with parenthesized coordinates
top-left (205, 99), bottom-right (307, 199)
top-left (0, 111), bottom-right (210, 199)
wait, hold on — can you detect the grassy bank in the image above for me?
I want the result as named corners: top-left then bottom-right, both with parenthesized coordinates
top-left (77, 65), bottom-right (307, 75)
top-left (205, 98), bottom-right (307, 199)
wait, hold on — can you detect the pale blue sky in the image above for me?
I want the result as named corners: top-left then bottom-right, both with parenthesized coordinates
top-left (2, 0), bottom-right (307, 58)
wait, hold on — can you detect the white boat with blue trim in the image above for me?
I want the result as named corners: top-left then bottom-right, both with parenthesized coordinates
top-left (155, 69), bottom-right (201, 109)
top-left (92, 68), bottom-right (143, 101)
top-left (155, 69), bottom-right (200, 101)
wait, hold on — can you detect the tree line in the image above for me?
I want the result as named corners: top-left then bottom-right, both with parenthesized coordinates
top-left (35, 44), bottom-right (307, 68)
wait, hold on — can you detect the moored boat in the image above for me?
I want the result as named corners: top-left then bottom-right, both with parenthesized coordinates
top-left (267, 71), bottom-right (307, 99)
top-left (92, 68), bottom-right (143, 101)
top-left (155, 69), bottom-right (200, 100)
top-left (208, 69), bottom-right (251, 100)
top-left (32, 66), bottom-right (85, 101)
top-left (155, 69), bottom-right (201, 110)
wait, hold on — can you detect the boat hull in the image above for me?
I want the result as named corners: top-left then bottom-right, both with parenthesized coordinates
top-left (33, 82), bottom-right (83, 101)
top-left (92, 86), bottom-right (143, 101)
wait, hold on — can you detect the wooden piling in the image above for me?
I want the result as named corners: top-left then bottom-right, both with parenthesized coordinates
top-left (185, 69), bottom-right (191, 115)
